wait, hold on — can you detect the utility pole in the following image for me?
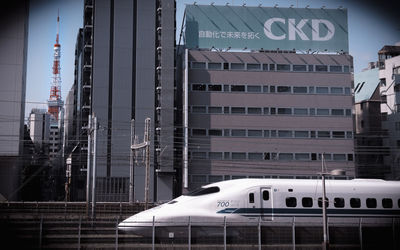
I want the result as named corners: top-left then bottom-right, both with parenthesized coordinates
top-left (86, 114), bottom-right (92, 216)
top-left (131, 118), bottom-right (151, 209)
top-left (91, 115), bottom-right (97, 219)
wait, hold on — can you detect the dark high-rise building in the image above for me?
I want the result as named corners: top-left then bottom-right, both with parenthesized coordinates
top-left (0, 0), bottom-right (29, 200)
top-left (65, 0), bottom-right (177, 202)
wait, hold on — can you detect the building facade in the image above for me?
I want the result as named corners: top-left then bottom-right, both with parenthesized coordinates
top-left (378, 46), bottom-right (400, 179)
top-left (184, 50), bottom-right (355, 190)
top-left (0, 0), bottom-right (29, 200)
top-left (65, 0), bottom-right (177, 202)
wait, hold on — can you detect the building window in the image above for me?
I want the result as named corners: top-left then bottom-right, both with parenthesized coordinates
top-left (293, 87), bottom-right (307, 94)
top-left (308, 65), bottom-right (314, 72)
top-left (247, 85), bottom-right (262, 93)
top-left (223, 62), bottom-right (229, 70)
top-left (192, 106), bottom-right (206, 113)
top-left (269, 64), bottom-right (275, 71)
top-left (263, 130), bottom-right (270, 137)
top-left (278, 130), bottom-right (292, 138)
top-left (191, 62), bottom-right (206, 69)
top-left (315, 65), bottom-right (328, 72)
top-left (331, 87), bottom-right (343, 94)
top-left (286, 197), bottom-right (297, 207)
top-left (316, 109), bottom-right (329, 116)
top-left (208, 106), bottom-right (222, 114)
top-left (293, 108), bottom-right (308, 115)
top-left (231, 107), bottom-right (246, 114)
top-left (224, 107), bottom-right (230, 114)
top-left (381, 95), bottom-right (387, 103)
top-left (232, 152), bottom-right (246, 160)
top-left (263, 107), bottom-right (270, 115)
top-left (295, 131), bottom-right (309, 138)
top-left (248, 107), bottom-right (262, 114)
top-left (277, 64), bottom-right (290, 71)
top-left (295, 153), bottom-right (310, 161)
top-left (279, 153), bottom-right (293, 160)
top-left (223, 84), bottom-right (230, 92)
top-left (248, 130), bottom-right (262, 137)
top-left (208, 84), bottom-right (222, 91)
top-left (262, 64), bottom-right (268, 71)
top-left (231, 63), bottom-right (245, 70)
top-left (231, 85), bottom-right (245, 92)
top-left (231, 129), bottom-right (246, 137)
top-left (208, 62), bottom-right (222, 70)
top-left (318, 131), bottom-right (330, 138)
top-left (192, 152), bottom-right (206, 159)
top-left (332, 109), bottom-right (344, 116)
top-left (247, 63), bottom-right (261, 71)
top-left (277, 86), bottom-right (291, 93)
top-left (192, 84), bottom-right (206, 91)
top-left (316, 87), bottom-right (329, 94)
top-left (209, 152), bottom-right (223, 160)
top-left (293, 65), bottom-right (307, 72)
top-left (270, 86), bottom-right (276, 93)
top-left (192, 129), bottom-right (206, 136)
top-left (330, 65), bottom-right (342, 72)
top-left (332, 131), bottom-right (345, 138)
top-left (344, 65), bottom-right (350, 72)
top-left (209, 129), bottom-right (222, 136)
top-left (249, 152), bottom-right (263, 160)
top-left (277, 108), bottom-right (292, 115)
top-left (333, 154), bottom-right (346, 161)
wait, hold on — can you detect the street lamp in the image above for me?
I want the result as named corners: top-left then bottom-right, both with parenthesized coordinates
top-left (318, 154), bottom-right (346, 250)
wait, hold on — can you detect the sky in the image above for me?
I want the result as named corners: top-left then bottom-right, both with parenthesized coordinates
top-left (25, 0), bottom-right (400, 121)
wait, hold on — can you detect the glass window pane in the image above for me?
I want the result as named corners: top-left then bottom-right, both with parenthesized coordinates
top-left (209, 129), bottom-right (222, 136)
top-left (269, 64), bottom-right (275, 71)
top-left (192, 129), bottom-right (206, 136)
top-left (344, 65), bottom-right (350, 72)
top-left (192, 84), bottom-right (206, 91)
top-left (278, 108), bottom-right (292, 115)
top-left (231, 107), bottom-right (245, 114)
top-left (278, 130), bottom-right (292, 138)
top-left (286, 197), bottom-right (297, 207)
top-left (192, 152), bottom-right (206, 159)
top-left (208, 84), bottom-right (222, 91)
top-left (318, 197), bottom-right (329, 208)
top-left (293, 87), bottom-right (307, 93)
top-left (317, 109), bottom-right (329, 116)
top-left (231, 63), bottom-right (245, 70)
top-left (247, 63), bottom-right (261, 71)
top-left (224, 84), bottom-right (230, 92)
top-left (249, 193), bottom-right (254, 203)
top-left (277, 86), bottom-right (291, 93)
top-left (332, 131), bottom-right (345, 138)
top-left (295, 153), bottom-right (310, 161)
top-left (318, 131), bottom-right (330, 138)
top-left (247, 85), bottom-right (262, 92)
top-left (262, 64), bottom-right (268, 71)
top-left (302, 197), bottom-right (313, 207)
top-left (231, 129), bottom-right (246, 137)
top-left (248, 130), bottom-right (262, 137)
top-left (332, 109), bottom-right (344, 116)
top-left (331, 87), bottom-right (343, 94)
top-left (293, 65), bottom-right (307, 71)
top-left (232, 152), bottom-right (246, 160)
top-left (263, 107), bottom-right (269, 115)
top-left (209, 152), bottom-right (223, 159)
top-left (209, 175), bottom-right (223, 183)
top-left (333, 154), bottom-right (346, 161)
top-left (308, 65), bottom-right (314, 72)
top-left (295, 131), bottom-right (309, 138)
top-left (350, 198), bottom-right (361, 208)
top-left (294, 108), bottom-right (308, 115)
top-left (330, 65), bottom-right (342, 72)
top-left (345, 87), bottom-right (351, 95)
top-left (279, 153), bottom-right (293, 160)
top-left (277, 64), bottom-right (290, 71)
top-left (264, 130), bottom-right (270, 137)
top-left (192, 106), bottom-right (206, 113)
top-left (366, 198), bottom-right (377, 208)
top-left (263, 190), bottom-right (270, 200)
top-left (249, 153), bottom-right (263, 160)
top-left (248, 107), bottom-right (262, 114)
top-left (192, 62), bottom-right (206, 69)
top-left (231, 85), bottom-right (245, 92)
top-left (316, 87), bottom-right (329, 94)
top-left (382, 198), bottom-right (393, 208)
top-left (208, 62), bottom-right (222, 70)
top-left (208, 106), bottom-right (222, 114)
top-left (334, 197), bottom-right (345, 208)
top-left (316, 65), bottom-right (328, 72)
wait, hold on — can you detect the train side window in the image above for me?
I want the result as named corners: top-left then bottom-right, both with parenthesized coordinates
top-left (286, 197), bottom-right (297, 207)
top-left (382, 198), bottom-right (393, 208)
top-left (249, 193), bottom-right (254, 203)
top-left (350, 198), bottom-right (361, 208)
top-left (366, 198), bottom-right (377, 208)
top-left (318, 197), bottom-right (329, 208)
top-left (398, 199), bottom-right (400, 208)
top-left (263, 190), bottom-right (269, 201)
top-left (302, 197), bottom-right (313, 207)
top-left (334, 197), bottom-right (345, 208)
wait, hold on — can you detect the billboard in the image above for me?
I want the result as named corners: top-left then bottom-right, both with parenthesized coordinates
top-left (185, 5), bottom-right (348, 52)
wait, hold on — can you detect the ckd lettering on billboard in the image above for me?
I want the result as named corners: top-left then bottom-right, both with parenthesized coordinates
top-left (185, 5), bottom-right (348, 52)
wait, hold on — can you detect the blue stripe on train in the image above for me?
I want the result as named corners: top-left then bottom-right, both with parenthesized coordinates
top-left (217, 208), bottom-right (400, 216)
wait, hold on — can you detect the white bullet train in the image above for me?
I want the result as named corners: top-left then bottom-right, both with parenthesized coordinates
top-left (118, 178), bottom-right (400, 234)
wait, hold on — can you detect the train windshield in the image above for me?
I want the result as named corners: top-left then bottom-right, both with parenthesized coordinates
top-left (184, 186), bottom-right (220, 196)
